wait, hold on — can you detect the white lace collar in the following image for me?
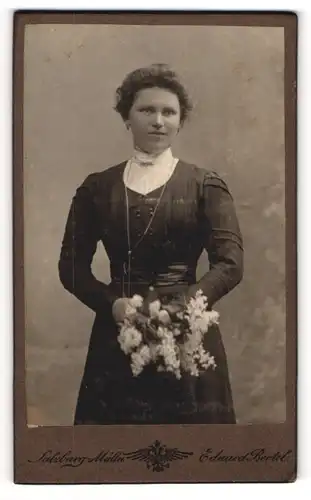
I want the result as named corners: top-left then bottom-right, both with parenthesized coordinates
top-left (131, 147), bottom-right (175, 167)
top-left (123, 148), bottom-right (178, 195)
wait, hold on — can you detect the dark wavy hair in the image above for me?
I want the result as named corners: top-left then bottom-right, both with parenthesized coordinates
top-left (114, 63), bottom-right (193, 125)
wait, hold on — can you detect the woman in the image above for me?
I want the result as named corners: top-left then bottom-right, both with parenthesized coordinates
top-left (58, 63), bottom-right (244, 425)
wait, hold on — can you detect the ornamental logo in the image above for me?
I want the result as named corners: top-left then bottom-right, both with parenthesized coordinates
top-left (124, 440), bottom-right (193, 472)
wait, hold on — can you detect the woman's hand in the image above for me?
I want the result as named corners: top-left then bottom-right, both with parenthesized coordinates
top-left (162, 297), bottom-right (186, 322)
top-left (112, 298), bottom-right (131, 324)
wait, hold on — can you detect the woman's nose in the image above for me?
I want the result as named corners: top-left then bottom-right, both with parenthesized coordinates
top-left (152, 113), bottom-right (164, 128)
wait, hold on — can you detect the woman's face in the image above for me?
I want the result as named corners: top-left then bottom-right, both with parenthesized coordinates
top-left (127, 87), bottom-right (181, 154)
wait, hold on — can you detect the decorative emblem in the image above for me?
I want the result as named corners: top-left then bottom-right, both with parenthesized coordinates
top-left (124, 440), bottom-right (193, 472)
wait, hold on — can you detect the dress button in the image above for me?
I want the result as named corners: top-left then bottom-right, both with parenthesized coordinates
top-left (135, 209), bottom-right (140, 217)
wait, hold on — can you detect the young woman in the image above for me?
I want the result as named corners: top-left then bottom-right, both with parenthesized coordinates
top-left (58, 63), bottom-right (244, 425)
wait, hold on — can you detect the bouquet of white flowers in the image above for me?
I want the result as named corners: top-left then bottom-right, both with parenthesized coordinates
top-left (116, 290), bottom-right (218, 379)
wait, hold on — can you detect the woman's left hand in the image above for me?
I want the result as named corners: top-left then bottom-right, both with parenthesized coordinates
top-left (162, 299), bottom-right (185, 321)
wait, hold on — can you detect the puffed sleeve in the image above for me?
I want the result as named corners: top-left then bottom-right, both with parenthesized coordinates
top-left (188, 171), bottom-right (244, 307)
top-left (58, 174), bottom-right (118, 313)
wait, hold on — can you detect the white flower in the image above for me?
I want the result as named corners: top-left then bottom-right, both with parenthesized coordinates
top-left (200, 348), bottom-right (217, 369)
top-left (149, 343), bottom-right (161, 361)
top-left (166, 365), bottom-right (175, 373)
top-left (173, 327), bottom-right (182, 337)
top-left (125, 304), bottom-right (137, 320)
top-left (117, 326), bottom-right (142, 354)
top-left (139, 345), bottom-right (151, 363)
top-left (194, 307), bottom-right (204, 318)
top-left (131, 349), bottom-right (148, 377)
top-left (195, 289), bottom-right (207, 303)
top-left (190, 366), bottom-right (200, 377)
top-left (129, 294), bottom-right (144, 309)
top-left (149, 300), bottom-right (161, 318)
top-left (116, 289), bottom-right (217, 380)
top-left (156, 326), bottom-right (168, 339)
top-left (196, 317), bottom-right (209, 333)
top-left (131, 356), bottom-right (144, 376)
top-left (160, 333), bottom-right (180, 371)
top-left (179, 345), bottom-right (200, 376)
top-left (186, 290), bottom-right (208, 318)
top-left (127, 327), bottom-right (142, 347)
top-left (206, 310), bottom-right (220, 325)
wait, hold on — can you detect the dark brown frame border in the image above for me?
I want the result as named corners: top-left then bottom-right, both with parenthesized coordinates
top-left (13, 10), bottom-right (297, 484)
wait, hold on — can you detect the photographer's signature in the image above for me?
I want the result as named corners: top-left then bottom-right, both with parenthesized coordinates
top-left (199, 448), bottom-right (292, 463)
top-left (28, 441), bottom-right (293, 472)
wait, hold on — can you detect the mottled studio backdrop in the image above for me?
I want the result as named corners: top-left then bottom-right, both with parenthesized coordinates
top-left (24, 24), bottom-right (285, 425)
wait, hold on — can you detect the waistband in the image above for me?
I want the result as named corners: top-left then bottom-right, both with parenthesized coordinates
top-left (110, 263), bottom-right (196, 298)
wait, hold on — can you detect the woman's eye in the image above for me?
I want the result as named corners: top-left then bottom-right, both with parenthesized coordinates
top-left (138, 107), bottom-right (177, 116)
top-left (163, 109), bottom-right (176, 116)
top-left (139, 107), bottom-right (154, 114)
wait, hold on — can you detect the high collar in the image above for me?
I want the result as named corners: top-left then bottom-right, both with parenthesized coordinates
top-left (131, 147), bottom-right (174, 167)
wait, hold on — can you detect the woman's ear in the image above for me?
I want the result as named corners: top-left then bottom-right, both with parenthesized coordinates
top-left (125, 121), bottom-right (131, 130)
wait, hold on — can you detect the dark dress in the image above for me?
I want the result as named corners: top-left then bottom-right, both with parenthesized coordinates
top-left (58, 160), bottom-right (244, 424)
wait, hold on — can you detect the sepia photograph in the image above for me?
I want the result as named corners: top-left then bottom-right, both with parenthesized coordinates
top-left (23, 20), bottom-right (287, 427)
top-left (14, 11), bottom-right (297, 484)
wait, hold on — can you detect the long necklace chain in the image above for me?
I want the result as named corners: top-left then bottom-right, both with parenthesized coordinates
top-left (123, 159), bottom-right (171, 297)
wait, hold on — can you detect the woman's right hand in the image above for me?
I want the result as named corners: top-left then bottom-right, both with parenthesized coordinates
top-left (112, 298), bottom-right (131, 324)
